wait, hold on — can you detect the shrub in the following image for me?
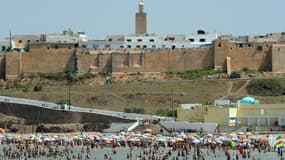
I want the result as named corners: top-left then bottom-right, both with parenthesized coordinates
top-left (124, 106), bottom-right (145, 114)
top-left (20, 71), bottom-right (25, 79)
top-left (98, 72), bottom-right (111, 77)
top-left (247, 79), bottom-right (283, 96)
top-left (176, 68), bottom-right (224, 80)
top-left (124, 107), bottom-right (131, 113)
top-left (156, 108), bottom-right (177, 117)
top-left (77, 72), bottom-right (96, 81)
top-left (230, 71), bottom-right (241, 79)
top-left (34, 84), bottom-right (42, 92)
top-left (57, 100), bottom-right (71, 105)
top-left (22, 87), bottom-right (29, 92)
top-left (83, 123), bottom-right (90, 131)
top-left (10, 127), bottom-right (18, 133)
top-left (35, 72), bottom-right (73, 81)
top-left (165, 71), bottom-right (175, 77)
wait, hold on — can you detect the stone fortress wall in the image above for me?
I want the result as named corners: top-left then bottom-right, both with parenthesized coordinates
top-left (2, 39), bottom-right (285, 80)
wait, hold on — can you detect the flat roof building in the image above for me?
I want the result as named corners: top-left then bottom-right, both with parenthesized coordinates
top-left (88, 30), bottom-right (219, 50)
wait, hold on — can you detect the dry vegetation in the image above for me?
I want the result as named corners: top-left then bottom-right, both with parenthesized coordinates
top-left (2, 77), bottom-right (284, 115)
top-left (1, 79), bottom-right (248, 114)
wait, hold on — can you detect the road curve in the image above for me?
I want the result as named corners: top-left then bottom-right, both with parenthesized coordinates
top-left (0, 96), bottom-right (173, 121)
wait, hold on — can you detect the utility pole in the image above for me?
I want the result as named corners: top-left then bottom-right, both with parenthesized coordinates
top-left (68, 81), bottom-right (71, 110)
top-left (68, 48), bottom-right (77, 110)
top-left (171, 88), bottom-right (174, 120)
top-left (36, 110), bottom-right (40, 135)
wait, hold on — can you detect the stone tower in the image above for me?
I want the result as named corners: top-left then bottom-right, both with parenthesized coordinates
top-left (135, 1), bottom-right (147, 35)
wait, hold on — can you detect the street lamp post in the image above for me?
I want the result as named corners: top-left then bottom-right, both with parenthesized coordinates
top-left (171, 88), bottom-right (174, 120)
top-left (68, 50), bottom-right (76, 110)
top-left (68, 81), bottom-right (71, 110)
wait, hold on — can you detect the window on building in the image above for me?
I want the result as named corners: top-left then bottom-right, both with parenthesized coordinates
top-left (36, 40), bottom-right (39, 42)
top-left (19, 40), bottom-right (22, 43)
top-left (1, 46), bottom-right (6, 52)
top-left (108, 38), bottom-right (112, 42)
top-left (105, 45), bottom-right (111, 48)
top-left (143, 45), bottom-right (147, 49)
top-left (257, 45), bottom-right (263, 51)
top-left (127, 45), bottom-right (131, 48)
top-left (149, 39), bottom-right (155, 42)
top-left (164, 38), bottom-right (168, 41)
top-left (197, 30), bottom-right (206, 35)
top-left (152, 45), bottom-right (156, 48)
top-left (54, 45), bottom-right (59, 49)
top-left (27, 40), bottom-right (31, 43)
top-left (189, 38), bottom-right (195, 42)
top-left (127, 39), bottom-right (132, 42)
top-left (247, 44), bottom-right (252, 47)
top-left (136, 45), bottom-right (141, 48)
top-left (169, 37), bottom-right (175, 41)
top-left (172, 45), bottom-right (176, 50)
top-left (137, 39), bottom-right (142, 42)
top-left (278, 48), bottom-right (281, 51)
top-left (120, 46), bottom-right (124, 48)
top-left (162, 45), bottom-right (166, 48)
top-left (218, 43), bottom-right (222, 47)
top-left (239, 44), bottom-right (243, 48)
top-left (199, 38), bottom-right (206, 42)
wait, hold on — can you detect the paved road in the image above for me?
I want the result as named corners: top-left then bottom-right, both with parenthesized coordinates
top-left (0, 96), bottom-right (173, 121)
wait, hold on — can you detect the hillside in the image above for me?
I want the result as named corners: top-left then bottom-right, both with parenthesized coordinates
top-left (2, 77), bottom-right (284, 115)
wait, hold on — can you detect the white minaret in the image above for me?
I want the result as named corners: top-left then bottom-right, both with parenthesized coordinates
top-left (139, 1), bottom-right (144, 13)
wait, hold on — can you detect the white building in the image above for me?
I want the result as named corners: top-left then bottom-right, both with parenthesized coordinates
top-left (89, 30), bottom-right (220, 50)
top-left (10, 30), bottom-right (88, 50)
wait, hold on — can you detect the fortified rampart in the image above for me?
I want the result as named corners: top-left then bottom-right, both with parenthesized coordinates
top-left (2, 39), bottom-right (285, 80)
top-left (21, 48), bottom-right (75, 73)
top-left (272, 44), bottom-right (285, 73)
top-left (213, 40), bottom-right (272, 72)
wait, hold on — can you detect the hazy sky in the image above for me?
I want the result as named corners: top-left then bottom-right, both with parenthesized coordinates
top-left (0, 0), bottom-right (284, 39)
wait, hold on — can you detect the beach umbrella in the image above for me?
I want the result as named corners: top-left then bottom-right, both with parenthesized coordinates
top-left (190, 134), bottom-right (200, 140)
top-left (157, 136), bottom-right (169, 142)
top-left (246, 132), bottom-right (253, 136)
top-left (232, 137), bottom-right (240, 142)
top-left (72, 136), bottom-right (79, 140)
top-left (207, 134), bottom-right (213, 137)
top-left (239, 137), bottom-right (247, 142)
top-left (0, 128), bottom-right (5, 136)
top-left (216, 139), bottom-right (223, 144)
top-left (143, 129), bottom-right (152, 133)
top-left (192, 139), bottom-right (200, 144)
top-left (101, 136), bottom-right (111, 141)
top-left (4, 134), bottom-right (13, 140)
top-left (130, 137), bottom-right (141, 142)
top-left (175, 137), bottom-right (184, 142)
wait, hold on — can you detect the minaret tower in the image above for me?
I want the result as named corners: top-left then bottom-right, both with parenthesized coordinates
top-left (135, 1), bottom-right (147, 35)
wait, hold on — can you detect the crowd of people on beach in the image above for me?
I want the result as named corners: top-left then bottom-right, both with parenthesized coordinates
top-left (0, 131), bottom-right (284, 160)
